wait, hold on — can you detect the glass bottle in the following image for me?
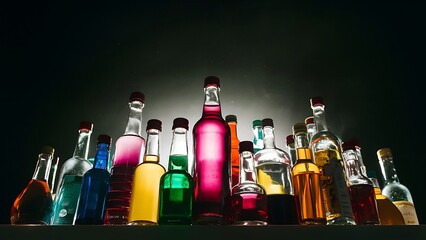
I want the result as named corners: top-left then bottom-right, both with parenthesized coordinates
top-left (192, 76), bottom-right (231, 225)
top-left (51, 121), bottom-right (93, 225)
top-left (104, 92), bottom-right (145, 225)
top-left (252, 119), bottom-right (264, 154)
top-left (158, 117), bottom-right (194, 225)
top-left (291, 123), bottom-right (326, 225)
top-left (230, 141), bottom-right (268, 225)
top-left (74, 134), bottom-right (112, 224)
top-left (128, 119), bottom-right (166, 225)
top-left (309, 96), bottom-right (355, 225)
top-left (377, 148), bottom-right (419, 225)
top-left (304, 116), bottom-right (316, 143)
top-left (285, 134), bottom-right (296, 167)
top-left (254, 118), bottom-right (298, 225)
top-left (11, 146), bottom-right (55, 225)
top-left (48, 156), bottom-right (59, 199)
top-left (226, 114), bottom-right (241, 188)
top-left (342, 140), bottom-right (379, 225)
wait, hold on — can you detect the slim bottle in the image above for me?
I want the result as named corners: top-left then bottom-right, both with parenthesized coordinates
top-left (104, 92), bottom-right (145, 225)
top-left (252, 119), bottom-right (264, 154)
top-left (226, 114), bottom-right (241, 188)
top-left (285, 134), bottom-right (296, 167)
top-left (158, 117), bottom-right (194, 225)
top-left (11, 146), bottom-right (54, 225)
top-left (51, 121), bottom-right (93, 225)
top-left (230, 141), bottom-right (268, 225)
top-left (48, 156), bottom-right (59, 199)
top-left (305, 116), bottom-right (316, 143)
top-left (74, 134), bottom-right (112, 224)
top-left (291, 123), bottom-right (326, 225)
top-left (342, 140), bottom-right (379, 225)
top-left (128, 119), bottom-right (166, 225)
top-left (254, 118), bottom-right (298, 225)
top-left (309, 96), bottom-right (355, 225)
top-left (192, 76), bottom-right (231, 225)
top-left (377, 148), bottom-right (419, 225)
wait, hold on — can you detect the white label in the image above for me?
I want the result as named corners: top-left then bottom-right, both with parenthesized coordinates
top-left (394, 201), bottom-right (419, 225)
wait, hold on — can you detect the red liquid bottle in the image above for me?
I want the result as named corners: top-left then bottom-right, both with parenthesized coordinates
top-left (192, 76), bottom-right (231, 225)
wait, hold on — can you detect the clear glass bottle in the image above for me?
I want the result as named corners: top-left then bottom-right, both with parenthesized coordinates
top-left (158, 117), bottom-right (194, 225)
top-left (291, 123), bottom-right (326, 225)
top-left (48, 156), bottom-right (59, 200)
top-left (377, 148), bottom-right (419, 225)
top-left (342, 140), bottom-right (379, 225)
top-left (51, 121), bottom-right (93, 225)
top-left (192, 76), bottom-right (231, 225)
top-left (254, 118), bottom-right (298, 225)
top-left (226, 114), bottom-right (241, 188)
top-left (252, 119), bottom-right (264, 154)
top-left (11, 146), bottom-right (55, 225)
top-left (230, 141), bottom-right (268, 225)
top-left (304, 116), bottom-right (316, 143)
top-left (104, 92), bottom-right (145, 225)
top-left (75, 134), bottom-right (112, 225)
top-left (128, 119), bottom-right (166, 225)
top-left (309, 96), bottom-right (355, 225)
top-left (285, 134), bottom-right (296, 167)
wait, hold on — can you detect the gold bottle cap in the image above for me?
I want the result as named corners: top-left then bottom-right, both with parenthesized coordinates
top-left (377, 147), bottom-right (392, 159)
top-left (292, 122), bottom-right (307, 135)
top-left (40, 145), bottom-right (55, 155)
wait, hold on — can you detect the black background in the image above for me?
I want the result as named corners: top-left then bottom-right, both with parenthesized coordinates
top-left (2, 1), bottom-right (425, 224)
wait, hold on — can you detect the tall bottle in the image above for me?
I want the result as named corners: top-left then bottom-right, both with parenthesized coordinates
top-left (305, 116), bottom-right (316, 143)
top-left (254, 118), bottom-right (298, 225)
top-left (51, 121), bottom-right (93, 225)
top-left (291, 123), bottom-right (326, 225)
top-left (104, 92), bottom-right (145, 225)
top-left (230, 141), bottom-right (268, 225)
top-left (192, 76), bottom-right (231, 225)
top-left (75, 134), bottom-right (112, 224)
top-left (309, 96), bottom-right (355, 225)
top-left (128, 119), bottom-right (166, 225)
top-left (342, 140), bottom-right (379, 225)
top-left (226, 114), bottom-right (241, 188)
top-left (252, 119), bottom-right (264, 154)
top-left (377, 148), bottom-right (419, 225)
top-left (285, 134), bottom-right (296, 167)
top-left (11, 146), bottom-right (54, 225)
top-left (158, 117), bottom-right (194, 225)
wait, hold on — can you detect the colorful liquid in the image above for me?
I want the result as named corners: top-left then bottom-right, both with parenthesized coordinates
top-left (228, 121), bottom-right (240, 188)
top-left (374, 190), bottom-right (405, 225)
top-left (51, 175), bottom-right (83, 224)
top-left (349, 184), bottom-right (380, 225)
top-left (266, 194), bottom-right (299, 225)
top-left (230, 193), bottom-right (268, 225)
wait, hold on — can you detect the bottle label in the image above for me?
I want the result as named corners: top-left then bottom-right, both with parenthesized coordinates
top-left (394, 201), bottom-right (419, 225)
top-left (52, 175), bottom-right (83, 224)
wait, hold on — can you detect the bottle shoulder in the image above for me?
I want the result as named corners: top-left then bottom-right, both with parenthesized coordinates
top-left (310, 131), bottom-right (341, 148)
top-left (161, 170), bottom-right (193, 180)
top-left (254, 148), bottom-right (291, 165)
top-left (382, 182), bottom-right (414, 202)
top-left (59, 157), bottom-right (93, 176)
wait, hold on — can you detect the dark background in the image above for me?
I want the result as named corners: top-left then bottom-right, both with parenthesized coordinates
top-left (2, 1), bottom-right (424, 225)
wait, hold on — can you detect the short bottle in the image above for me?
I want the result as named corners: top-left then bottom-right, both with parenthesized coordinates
top-left (158, 117), bottom-right (194, 225)
top-left (74, 134), bottom-right (112, 225)
top-left (252, 119), bottom-right (264, 154)
top-left (128, 119), bottom-right (166, 225)
top-left (377, 148), bottom-right (419, 225)
top-left (11, 146), bottom-right (55, 225)
top-left (51, 121), bottom-right (93, 225)
top-left (230, 141), bottom-right (268, 225)
top-left (285, 134), bottom-right (296, 167)
top-left (226, 114), bottom-right (241, 188)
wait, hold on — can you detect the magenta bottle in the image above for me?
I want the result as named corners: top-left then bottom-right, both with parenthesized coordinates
top-left (192, 76), bottom-right (231, 225)
top-left (103, 92), bottom-right (146, 225)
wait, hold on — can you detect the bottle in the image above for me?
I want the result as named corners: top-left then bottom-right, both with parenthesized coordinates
top-left (51, 121), bottom-right (93, 225)
top-left (230, 141), bottom-right (268, 225)
top-left (158, 117), bottom-right (194, 225)
top-left (11, 146), bottom-right (55, 225)
top-left (74, 134), bottom-right (112, 225)
top-left (367, 171), bottom-right (405, 225)
top-left (291, 123), bottom-right (326, 225)
top-left (128, 119), bottom-right (166, 225)
top-left (226, 114), bottom-right (241, 188)
top-left (48, 156), bottom-right (59, 199)
top-left (309, 96), bottom-right (355, 225)
top-left (377, 148), bottom-right (419, 225)
top-left (254, 118), bottom-right (298, 225)
top-left (252, 119), bottom-right (264, 154)
top-left (104, 92), bottom-right (145, 225)
top-left (285, 134), bottom-right (296, 167)
top-left (342, 140), bottom-right (380, 225)
top-left (304, 116), bottom-right (316, 143)
top-left (192, 76), bottom-right (231, 225)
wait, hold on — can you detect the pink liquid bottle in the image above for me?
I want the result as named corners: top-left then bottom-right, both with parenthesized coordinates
top-left (192, 76), bottom-right (231, 225)
top-left (103, 92), bottom-right (146, 225)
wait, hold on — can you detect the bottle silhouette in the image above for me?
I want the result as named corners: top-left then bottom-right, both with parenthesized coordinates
top-left (226, 114), bottom-right (241, 188)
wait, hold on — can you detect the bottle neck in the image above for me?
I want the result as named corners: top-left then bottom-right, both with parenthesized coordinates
top-left (239, 151), bottom-right (257, 184)
top-left (202, 85), bottom-right (222, 117)
top-left (168, 127), bottom-right (189, 171)
top-left (287, 142), bottom-right (296, 166)
top-left (378, 155), bottom-right (400, 185)
top-left (262, 126), bottom-right (276, 149)
top-left (124, 101), bottom-right (144, 136)
top-left (72, 129), bottom-right (92, 160)
top-left (228, 121), bottom-right (239, 141)
top-left (294, 131), bottom-right (313, 161)
top-left (93, 143), bottom-right (111, 170)
top-left (33, 152), bottom-right (53, 181)
top-left (312, 105), bottom-right (328, 133)
top-left (253, 125), bottom-right (264, 152)
top-left (306, 123), bottom-right (316, 142)
top-left (144, 129), bottom-right (161, 163)
top-left (342, 149), bottom-right (364, 180)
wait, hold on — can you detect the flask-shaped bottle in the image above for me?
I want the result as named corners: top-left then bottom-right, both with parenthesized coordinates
top-left (226, 114), bottom-right (241, 188)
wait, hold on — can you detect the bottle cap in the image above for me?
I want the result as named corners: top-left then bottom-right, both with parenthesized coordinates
top-left (40, 145), bottom-right (55, 155)
top-left (292, 122), bottom-right (307, 134)
top-left (377, 148), bottom-right (392, 159)
top-left (172, 117), bottom-right (189, 130)
top-left (204, 76), bottom-right (220, 87)
top-left (147, 119), bottom-right (162, 131)
top-left (97, 134), bottom-right (112, 145)
top-left (239, 141), bottom-right (254, 153)
top-left (261, 118), bottom-right (274, 128)
top-left (80, 121), bottom-right (93, 131)
top-left (286, 134), bottom-right (294, 145)
top-left (310, 96), bottom-right (324, 107)
top-left (225, 115), bottom-right (237, 123)
top-left (129, 91), bottom-right (145, 103)
top-left (305, 116), bottom-right (314, 125)
top-left (252, 119), bottom-right (262, 127)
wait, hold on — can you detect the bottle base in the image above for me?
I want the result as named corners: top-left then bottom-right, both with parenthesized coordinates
top-left (193, 215), bottom-right (224, 225)
top-left (327, 217), bottom-right (356, 225)
top-left (232, 220), bottom-right (268, 226)
top-left (127, 220), bottom-right (158, 226)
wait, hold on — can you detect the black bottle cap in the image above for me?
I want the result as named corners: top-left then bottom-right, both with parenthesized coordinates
top-left (252, 119), bottom-right (262, 127)
top-left (80, 121), bottom-right (93, 131)
top-left (342, 139), bottom-right (357, 151)
top-left (97, 134), bottom-right (112, 145)
top-left (204, 76), bottom-right (220, 87)
top-left (286, 134), bottom-right (294, 145)
top-left (225, 115), bottom-right (237, 123)
top-left (305, 116), bottom-right (314, 125)
top-left (261, 118), bottom-right (274, 128)
top-left (292, 122), bottom-right (307, 135)
top-left (310, 96), bottom-right (324, 107)
top-left (239, 141), bottom-right (254, 153)
top-left (147, 119), bottom-right (162, 131)
top-left (40, 145), bottom-right (55, 155)
top-left (129, 91), bottom-right (145, 103)
top-left (172, 117), bottom-right (189, 130)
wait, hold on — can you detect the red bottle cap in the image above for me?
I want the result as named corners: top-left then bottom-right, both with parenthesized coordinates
top-left (305, 116), bottom-right (314, 125)
top-left (310, 96), bottom-right (324, 107)
top-left (172, 117), bottom-right (189, 130)
top-left (225, 115), bottom-right (237, 123)
top-left (147, 119), bottom-right (162, 131)
top-left (239, 141), bottom-right (254, 154)
top-left (129, 91), bottom-right (145, 103)
top-left (97, 134), bottom-right (112, 145)
top-left (80, 121), bottom-right (93, 131)
top-left (261, 118), bottom-right (274, 128)
top-left (286, 134), bottom-right (294, 145)
top-left (204, 76), bottom-right (220, 87)
top-left (342, 139), bottom-right (358, 151)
